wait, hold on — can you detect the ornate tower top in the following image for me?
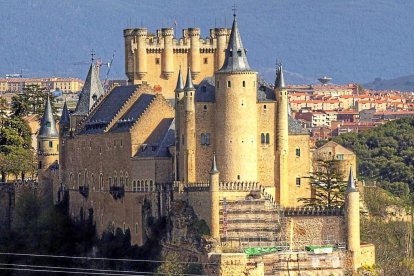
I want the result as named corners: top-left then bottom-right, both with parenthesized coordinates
top-left (346, 167), bottom-right (357, 193)
top-left (59, 100), bottom-right (70, 127)
top-left (275, 64), bottom-right (286, 89)
top-left (175, 67), bottom-right (184, 92)
top-left (210, 154), bottom-right (219, 174)
top-left (39, 96), bottom-right (58, 138)
top-left (218, 14), bottom-right (251, 73)
top-left (74, 62), bottom-right (105, 115)
top-left (184, 67), bottom-right (195, 91)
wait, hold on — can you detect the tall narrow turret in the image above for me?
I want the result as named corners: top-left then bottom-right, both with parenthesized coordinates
top-left (161, 28), bottom-right (174, 79)
top-left (214, 14), bottom-right (258, 182)
top-left (174, 68), bottom-right (184, 181)
top-left (345, 167), bottom-right (360, 270)
top-left (188, 28), bottom-right (201, 79)
top-left (209, 154), bottom-right (220, 240)
top-left (275, 64), bottom-right (289, 206)
top-left (182, 67), bottom-right (196, 183)
top-left (134, 28), bottom-right (148, 80)
top-left (59, 100), bottom-right (70, 135)
top-left (214, 28), bottom-right (228, 71)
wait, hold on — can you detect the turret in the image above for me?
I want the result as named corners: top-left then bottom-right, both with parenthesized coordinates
top-left (123, 29), bottom-right (135, 83)
top-left (133, 28), bottom-right (148, 80)
top-left (182, 67), bottom-right (196, 183)
top-left (214, 14), bottom-right (258, 182)
top-left (209, 154), bottom-right (220, 240)
top-left (161, 28), bottom-right (174, 79)
top-left (59, 100), bottom-right (70, 136)
top-left (214, 28), bottom-right (228, 71)
top-left (38, 96), bottom-right (59, 172)
top-left (345, 167), bottom-right (360, 270)
top-left (174, 68), bottom-right (184, 180)
top-left (188, 28), bottom-right (201, 79)
top-left (275, 64), bottom-right (289, 206)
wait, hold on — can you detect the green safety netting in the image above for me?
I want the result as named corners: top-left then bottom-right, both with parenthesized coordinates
top-left (305, 245), bottom-right (335, 253)
top-left (243, 246), bottom-right (281, 257)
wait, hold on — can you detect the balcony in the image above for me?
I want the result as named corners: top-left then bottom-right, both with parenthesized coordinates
top-left (109, 186), bottom-right (125, 200)
top-left (78, 186), bottom-right (89, 198)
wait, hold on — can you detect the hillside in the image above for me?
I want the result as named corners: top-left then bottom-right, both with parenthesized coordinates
top-left (1, 0), bottom-right (414, 84)
top-left (364, 75), bottom-right (414, 92)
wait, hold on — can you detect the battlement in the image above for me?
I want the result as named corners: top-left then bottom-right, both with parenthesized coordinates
top-left (283, 206), bottom-right (345, 217)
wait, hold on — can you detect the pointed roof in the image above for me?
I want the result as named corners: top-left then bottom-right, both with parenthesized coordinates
top-left (210, 154), bottom-right (219, 174)
top-left (38, 96), bottom-right (58, 138)
top-left (59, 100), bottom-right (70, 126)
top-left (184, 67), bottom-right (195, 91)
top-left (175, 67), bottom-right (184, 92)
top-left (74, 63), bottom-right (105, 115)
top-left (275, 64), bottom-right (286, 89)
top-left (346, 167), bottom-right (357, 193)
top-left (218, 15), bottom-right (251, 73)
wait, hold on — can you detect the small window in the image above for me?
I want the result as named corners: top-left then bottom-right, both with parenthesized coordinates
top-left (237, 175), bottom-right (240, 180)
top-left (337, 154), bottom-right (344, 160)
top-left (242, 81), bottom-right (246, 87)
top-left (296, 177), bottom-right (301, 187)
top-left (237, 50), bottom-right (242, 57)
top-left (38, 161), bottom-right (42, 169)
top-left (49, 141), bottom-right (53, 148)
top-left (265, 133), bottom-right (270, 144)
top-left (264, 105), bottom-right (267, 110)
top-left (155, 58), bottom-right (160, 64)
top-left (201, 133), bottom-right (206, 145)
top-left (261, 133), bottom-right (265, 144)
top-left (203, 105), bottom-right (207, 110)
top-left (46, 121), bottom-right (51, 127)
top-left (296, 148), bottom-right (301, 157)
top-left (227, 81), bottom-right (231, 88)
top-left (135, 223), bottom-right (138, 234)
top-left (203, 57), bottom-right (208, 64)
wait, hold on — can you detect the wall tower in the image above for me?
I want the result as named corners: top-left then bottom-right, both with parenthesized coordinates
top-left (161, 28), bottom-right (174, 79)
top-left (174, 68), bottom-right (184, 180)
top-left (188, 28), bottom-right (201, 79)
top-left (209, 154), bottom-right (220, 240)
top-left (275, 64), bottom-right (289, 206)
top-left (214, 14), bottom-right (258, 182)
top-left (183, 67), bottom-right (196, 183)
top-left (345, 168), bottom-right (361, 270)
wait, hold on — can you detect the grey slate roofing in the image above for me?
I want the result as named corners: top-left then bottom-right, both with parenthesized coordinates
top-left (275, 64), bottom-right (286, 89)
top-left (59, 100), bottom-right (70, 126)
top-left (175, 68), bottom-right (184, 92)
top-left (39, 96), bottom-right (58, 138)
top-left (257, 84), bottom-right (275, 101)
top-left (288, 115), bottom-right (309, 135)
top-left (210, 154), bottom-right (219, 174)
top-left (184, 67), bottom-right (195, 90)
top-left (81, 85), bottom-right (139, 134)
top-left (218, 15), bottom-right (252, 73)
top-left (74, 63), bottom-right (105, 115)
top-left (346, 167), bottom-right (357, 193)
top-left (136, 118), bottom-right (175, 158)
top-left (110, 93), bottom-right (155, 133)
top-left (195, 77), bottom-right (216, 102)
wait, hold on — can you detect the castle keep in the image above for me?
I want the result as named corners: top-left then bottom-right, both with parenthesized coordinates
top-left (37, 14), bottom-right (375, 274)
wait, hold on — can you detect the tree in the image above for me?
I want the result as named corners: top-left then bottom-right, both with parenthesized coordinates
top-left (299, 159), bottom-right (347, 208)
top-left (11, 84), bottom-right (57, 118)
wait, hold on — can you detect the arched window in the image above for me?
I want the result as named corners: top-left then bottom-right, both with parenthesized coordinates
top-left (78, 173), bottom-right (81, 186)
top-left (135, 223), bottom-right (138, 234)
top-left (205, 134), bottom-right (210, 145)
top-left (91, 173), bottom-right (95, 189)
top-left (145, 180), bottom-right (148, 191)
top-left (266, 133), bottom-right (270, 144)
top-left (99, 174), bottom-right (104, 190)
top-left (132, 180), bottom-right (137, 192)
top-left (125, 172), bottom-right (129, 187)
top-left (201, 133), bottom-right (206, 145)
top-left (261, 133), bottom-right (265, 144)
top-left (150, 180), bottom-right (154, 191)
top-left (84, 170), bottom-right (88, 186)
top-left (113, 171), bottom-right (117, 186)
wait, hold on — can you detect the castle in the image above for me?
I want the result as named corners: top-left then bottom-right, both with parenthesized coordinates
top-left (36, 14), bottom-right (374, 274)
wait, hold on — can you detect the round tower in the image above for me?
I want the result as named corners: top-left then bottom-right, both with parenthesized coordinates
top-left (38, 96), bottom-right (59, 176)
top-left (161, 28), bottom-right (174, 79)
top-left (123, 29), bottom-right (135, 83)
top-left (174, 68), bottom-right (184, 180)
top-left (275, 64), bottom-right (289, 206)
top-left (133, 28), bottom-right (148, 80)
top-left (188, 28), bottom-right (201, 79)
top-left (345, 168), bottom-right (361, 270)
top-left (183, 67), bottom-right (196, 183)
top-left (214, 28), bottom-right (228, 71)
top-left (214, 15), bottom-right (258, 182)
top-left (209, 154), bottom-right (220, 240)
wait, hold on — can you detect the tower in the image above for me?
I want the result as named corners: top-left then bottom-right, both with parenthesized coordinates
top-left (275, 64), bottom-right (289, 206)
top-left (214, 14), bottom-right (258, 182)
top-left (209, 154), bottom-right (220, 240)
top-left (182, 67), bottom-right (196, 183)
top-left (161, 28), bottom-right (174, 79)
top-left (37, 96), bottom-right (59, 183)
top-left (134, 28), bottom-right (148, 80)
top-left (345, 168), bottom-right (360, 270)
top-left (58, 100), bottom-right (70, 197)
top-left (188, 28), bottom-right (201, 79)
top-left (174, 68), bottom-right (184, 180)
top-left (214, 28), bottom-right (229, 71)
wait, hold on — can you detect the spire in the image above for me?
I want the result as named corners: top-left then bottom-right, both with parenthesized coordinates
top-left (59, 99), bottom-right (70, 126)
top-left (218, 14), bottom-right (251, 73)
top-left (346, 167), bottom-right (357, 193)
top-left (275, 64), bottom-right (286, 89)
top-left (210, 154), bottom-right (219, 174)
top-left (74, 62), bottom-right (105, 115)
top-left (39, 96), bottom-right (58, 138)
top-left (184, 66), bottom-right (195, 91)
top-left (175, 67), bottom-right (184, 92)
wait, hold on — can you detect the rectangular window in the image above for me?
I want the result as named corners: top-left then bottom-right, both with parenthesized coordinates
top-left (296, 177), bottom-right (301, 187)
top-left (203, 58), bottom-right (208, 64)
top-left (337, 154), bottom-right (344, 160)
top-left (49, 141), bottom-right (53, 148)
top-left (242, 81), bottom-right (246, 87)
top-left (296, 148), bottom-right (301, 157)
top-left (155, 58), bottom-right (160, 64)
top-left (227, 81), bottom-right (231, 88)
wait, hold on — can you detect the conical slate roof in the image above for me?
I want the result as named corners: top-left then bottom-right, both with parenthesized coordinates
top-left (275, 64), bottom-right (286, 89)
top-left (218, 15), bottom-right (251, 73)
top-left (59, 100), bottom-right (70, 126)
top-left (39, 96), bottom-right (58, 138)
top-left (175, 67), bottom-right (184, 92)
top-left (210, 154), bottom-right (219, 174)
top-left (346, 167), bottom-right (357, 193)
top-left (74, 63), bottom-right (105, 115)
top-left (184, 67), bottom-right (195, 91)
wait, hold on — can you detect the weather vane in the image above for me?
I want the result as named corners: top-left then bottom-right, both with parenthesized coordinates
top-left (232, 3), bottom-right (237, 17)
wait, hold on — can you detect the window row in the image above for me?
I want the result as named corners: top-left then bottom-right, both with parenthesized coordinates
top-left (132, 180), bottom-right (155, 192)
top-left (216, 80), bottom-right (256, 89)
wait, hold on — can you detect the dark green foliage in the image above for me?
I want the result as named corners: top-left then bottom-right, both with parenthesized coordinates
top-left (299, 159), bottom-right (347, 208)
top-left (188, 219), bottom-right (210, 241)
top-left (333, 118), bottom-right (414, 198)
